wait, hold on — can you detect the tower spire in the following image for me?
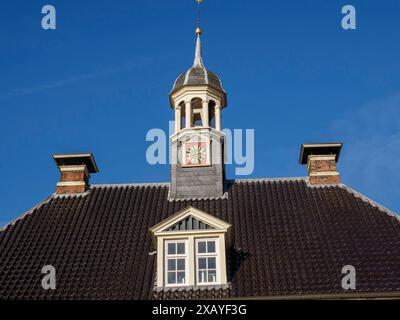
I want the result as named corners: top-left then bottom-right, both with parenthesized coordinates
top-left (193, 34), bottom-right (204, 67)
top-left (193, 0), bottom-right (204, 67)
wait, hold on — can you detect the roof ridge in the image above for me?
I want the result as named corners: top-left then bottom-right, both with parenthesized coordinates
top-left (92, 178), bottom-right (309, 188)
top-left (232, 177), bottom-right (307, 183)
top-left (339, 184), bottom-right (400, 221)
top-left (91, 178), bottom-right (308, 190)
top-left (52, 190), bottom-right (91, 198)
top-left (0, 195), bottom-right (53, 232)
top-left (92, 182), bottom-right (170, 188)
top-left (167, 191), bottom-right (229, 202)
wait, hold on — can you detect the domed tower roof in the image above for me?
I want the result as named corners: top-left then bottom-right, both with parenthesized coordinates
top-left (171, 36), bottom-right (225, 92)
top-left (169, 35), bottom-right (227, 107)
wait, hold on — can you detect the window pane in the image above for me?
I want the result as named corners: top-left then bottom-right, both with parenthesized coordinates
top-left (207, 241), bottom-right (216, 253)
top-left (177, 242), bottom-right (185, 254)
top-left (167, 272), bottom-right (176, 284)
top-left (167, 243), bottom-right (176, 255)
top-left (167, 259), bottom-right (176, 271)
top-left (177, 272), bottom-right (185, 284)
top-left (198, 270), bottom-right (207, 283)
top-left (198, 241), bottom-right (206, 253)
top-left (198, 257), bottom-right (207, 270)
top-left (208, 270), bottom-right (216, 283)
top-left (208, 257), bottom-right (216, 269)
top-left (177, 259), bottom-right (185, 271)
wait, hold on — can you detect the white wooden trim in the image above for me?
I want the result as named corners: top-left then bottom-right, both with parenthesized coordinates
top-left (195, 238), bottom-right (220, 285)
top-left (309, 171), bottom-right (340, 177)
top-left (150, 206), bottom-right (231, 235)
top-left (59, 165), bottom-right (87, 172)
top-left (157, 234), bottom-right (227, 288)
top-left (164, 239), bottom-right (188, 287)
top-left (56, 181), bottom-right (86, 187)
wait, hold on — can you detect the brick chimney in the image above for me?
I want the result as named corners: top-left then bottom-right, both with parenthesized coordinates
top-left (53, 153), bottom-right (99, 194)
top-left (299, 143), bottom-right (342, 185)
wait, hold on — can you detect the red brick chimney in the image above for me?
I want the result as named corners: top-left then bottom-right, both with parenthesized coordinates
top-left (299, 143), bottom-right (342, 185)
top-left (53, 153), bottom-right (99, 194)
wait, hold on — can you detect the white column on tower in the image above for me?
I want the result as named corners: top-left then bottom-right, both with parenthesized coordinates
top-left (215, 103), bottom-right (221, 130)
top-left (185, 101), bottom-right (191, 128)
top-left (175, 105), bottom-right (181, 133)
top-left (202, 100), bottom-right (209, 127)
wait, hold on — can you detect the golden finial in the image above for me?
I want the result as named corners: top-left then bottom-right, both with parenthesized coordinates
top-left (196, 0), bottom-right (203, 35)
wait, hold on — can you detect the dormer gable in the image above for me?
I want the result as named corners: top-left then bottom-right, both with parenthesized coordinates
top-left (150, 206), bottom-right (231, 236)
top-left (150, 206), bottom-right (232, 289)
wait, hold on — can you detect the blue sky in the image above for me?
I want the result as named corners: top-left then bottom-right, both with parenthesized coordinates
top-left (0, 0), bottom-right (399, 226)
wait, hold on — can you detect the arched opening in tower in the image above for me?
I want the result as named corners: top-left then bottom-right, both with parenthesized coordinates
top-left (191, 98), bottom-right (203, 127)
top-left (209, 100), bottom-right (216, 129)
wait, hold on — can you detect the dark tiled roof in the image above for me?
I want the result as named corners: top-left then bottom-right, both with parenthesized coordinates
top-left (1, 178), bottom-right (400, 299)
top-left (171, 67), bottom-right (225, 94)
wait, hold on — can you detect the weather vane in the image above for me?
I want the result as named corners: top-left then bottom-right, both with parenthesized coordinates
top-left (196, 0), bottom-right (203, 35)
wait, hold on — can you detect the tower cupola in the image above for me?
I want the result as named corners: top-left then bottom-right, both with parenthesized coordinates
top-left (169, 0), bottom-right (227, 134)
top-left (169, 0), bottom-right (227, 199)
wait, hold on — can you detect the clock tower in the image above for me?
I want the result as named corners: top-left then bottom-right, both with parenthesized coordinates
top-left (169, 7), bottom-right (227, 199)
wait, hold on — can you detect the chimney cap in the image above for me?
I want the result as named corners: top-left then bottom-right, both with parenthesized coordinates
top-left (299, 143), bottom-right (343, 165)
top-left (53, 153), bottom-right (99, 173)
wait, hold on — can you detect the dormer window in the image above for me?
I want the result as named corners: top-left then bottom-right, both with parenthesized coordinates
top-left (150, 206), bottom-right (232, 289)
top-left (196, 239), bottom-right (218, 284)
top-left (165, 240), bottom-right (188, 286)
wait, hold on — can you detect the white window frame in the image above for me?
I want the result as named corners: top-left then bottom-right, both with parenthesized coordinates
top-left (195, 238), bottom-right (219, 285)
top-left (164, 239), bottom-right (188, 287)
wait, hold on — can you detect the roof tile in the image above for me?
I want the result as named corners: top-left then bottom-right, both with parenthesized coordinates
top-left (0, 179), bottom-right (399, 299)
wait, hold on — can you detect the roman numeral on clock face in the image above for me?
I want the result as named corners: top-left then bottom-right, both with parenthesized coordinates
top-left (184, 142), bottom-right (208, 166)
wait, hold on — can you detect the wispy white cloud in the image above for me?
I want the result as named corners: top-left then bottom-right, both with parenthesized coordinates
top-left (330, 92), bottom-right (400, 213)
top-left (0, 61), bottom-right (152, 101)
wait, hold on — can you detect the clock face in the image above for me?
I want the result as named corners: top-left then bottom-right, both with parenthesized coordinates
top-left (184, 142), bottom-right (208, 166)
